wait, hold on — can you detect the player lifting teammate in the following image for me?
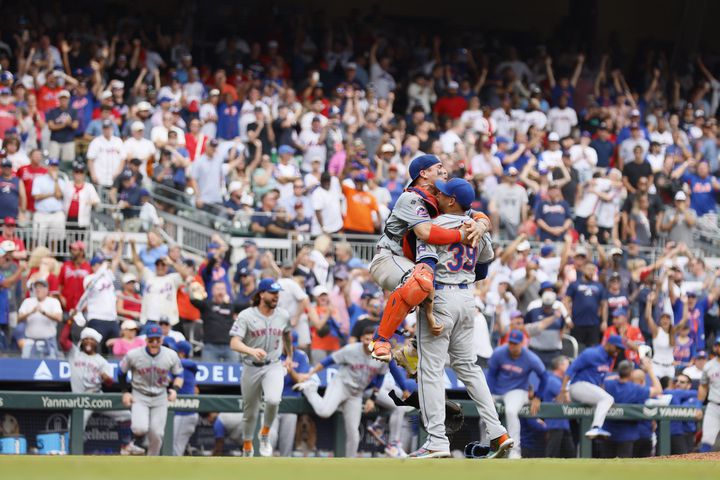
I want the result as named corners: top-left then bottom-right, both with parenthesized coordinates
top-left (368, 154), bottom-right (490, 361)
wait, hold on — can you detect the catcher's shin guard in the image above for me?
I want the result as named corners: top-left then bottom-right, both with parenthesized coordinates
top-left (376, 263), bottom-right (434, 340)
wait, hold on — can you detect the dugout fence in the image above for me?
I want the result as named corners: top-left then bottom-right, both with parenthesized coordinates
top-left (0, 391), bottom-right (702, 457)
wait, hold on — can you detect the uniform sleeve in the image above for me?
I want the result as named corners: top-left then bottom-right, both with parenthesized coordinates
top-left (296, 352), bottom-right (311, 374)
top-left (700, 367), bottom-right (710, 385)
top-left (388, 361), bottom-right (408, 391)
top-left (119, 352), bottom-right (131, 374)
top-left (213, 418), bottom-right (226, 439)
top-left (282, 310), bottom-right (292, 333)
top-left (566, 281), bottom-right (577, 299)
top-left (229, 314), bottom-right (247, 338)
top-left (392, 193), bottom-right (432, 229)
top-left (566, 351), bottom-right (589, 379)
top-left (171, 351), bottom-right (184, 376)
top-left (415, 238), bottom-right (438, 262)
top-left (330, 346), bottom-right (349, 365)
top-left (487, 351), bottom-right (500, 392)
top-left (171, 273), bottom-right (184, 290)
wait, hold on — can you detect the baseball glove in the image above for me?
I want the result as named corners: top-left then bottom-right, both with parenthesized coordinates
top-left (444, 400), bottom-right (464, 435)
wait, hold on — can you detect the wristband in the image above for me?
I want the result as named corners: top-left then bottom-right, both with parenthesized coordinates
top-left (370, 390), bottom-right (378, 401)
top-left (170, 385), bottom-right (180, 392)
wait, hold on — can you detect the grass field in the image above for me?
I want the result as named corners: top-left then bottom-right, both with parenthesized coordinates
top-left (0, 457), bottom-right (718, 480)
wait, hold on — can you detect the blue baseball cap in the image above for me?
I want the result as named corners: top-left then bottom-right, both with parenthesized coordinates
top-left (496, 136), bottom-right (509, 145)
top-left (278, 145), bottom-right (295, 155)
top-left (145, 325), bottom-right (163, 339)
top-left (540, 245), bottom-right (555, 257)
top-left (607, 334), bottom-right (624, 348)
top-left (408, 154), bottom-right (441, 183)
top-left (508, 329), bottom-right (524, 344)
top-left (352, 172), bottom-right (368, 183)
top-left (434, 178), bottom-right (474, 209)
top-left (158, 96), bottom-right (173, 103)
top-left (89, 255), bottom-right (106, 266)
top-left (258, 278), bottom-right (283, 293)
top-left (47, 158), bottom-right (60, 166)
top-left (162, 336), bottom-right (177, 350)
top-left (176, 340), bottom-right (192, 356)
top-left (207, 241), bottom-right (220, 250)
top-left (539, 281), bottom-right (556, 292)
top-left (612, 307), bottom-right (628, 318)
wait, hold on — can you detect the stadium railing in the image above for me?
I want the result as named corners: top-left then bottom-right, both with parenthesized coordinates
top-left (0, 390), bottom-right (701, 457)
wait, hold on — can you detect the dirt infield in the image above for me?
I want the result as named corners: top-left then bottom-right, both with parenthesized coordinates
top-left (658, 451), bottom-right (720, 461)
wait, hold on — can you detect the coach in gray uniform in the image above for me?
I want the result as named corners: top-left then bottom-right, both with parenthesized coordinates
top-left (412, 178), bottom-right (513, 459)
top-left (699, 337), bottom-right (720, 452)
top-left (229, 278), bottom-right (293, 458)
top-left (119, 324), bottom-right (183, 456)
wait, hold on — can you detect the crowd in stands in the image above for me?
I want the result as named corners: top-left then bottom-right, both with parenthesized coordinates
top-left (0, 5), bottom-right (719, 457)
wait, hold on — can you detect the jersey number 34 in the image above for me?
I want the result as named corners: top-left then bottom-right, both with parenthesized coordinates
top-left (446, 243), bottom-right (477, 272)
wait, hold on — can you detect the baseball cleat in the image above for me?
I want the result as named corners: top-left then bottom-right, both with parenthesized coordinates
top-left (585, 427), bottom-right (611, 439)
top-left (243, 448), bottom-right (254, 457)
top-left (408, 447), bottom-right (451, 459)
top-left (464, 441), bottom-right (490, 459)
top-left (259, 435), bottom-right (273, 457)
top-left (392, 342), bottom-right (418, 377)
top-left (370, 340), bottom-right (392, 361)
top-left (485, 433), bottom-right (514, 459)
top-left (120, 441), bottom-right (145, 456)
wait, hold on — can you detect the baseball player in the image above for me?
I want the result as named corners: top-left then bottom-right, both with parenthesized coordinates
top-left (558, 335), bottom-right (623, 439)
top-left (265, 348), bottom-right (311, 457)
top-left (412, 178), bottom-right (512, 459)
top-left (293, 327), bottom-right (411, 457)
top-left (172, 341), bottom-right (199, 456)
top-left (487, 330), bottom-right (547, 459)
top-left (119, 324), bottom-right (184, 456)
top-left (698, 336), bottom-right (720, 452)
top-left (229, 278), bottom-right (293, 457)
top-left (58, 319), bottom-right (143, 455)
top-left (369, 154), bottom-right (490, 361)
top-left (212, 412), bottom-right (245, 455)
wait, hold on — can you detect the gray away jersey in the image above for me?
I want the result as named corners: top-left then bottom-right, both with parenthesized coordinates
top-left (119, 346), bottom-right (183, 396)
top-left (701, 357), bottom-right (720, 403)
top-left (376, 190), bottom-right (432, 256)
top-left (330, 342), bottom-right (388, 395)
top-left (229, 306), bottom-right (291, 365)
top-left (416, 213), bottom-right (492, 285)
top-left (67, 346), bottom-right (113, 394)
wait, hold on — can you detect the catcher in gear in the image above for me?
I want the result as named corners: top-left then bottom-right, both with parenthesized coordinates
top-left (369, 155), bottom-right (491, 361)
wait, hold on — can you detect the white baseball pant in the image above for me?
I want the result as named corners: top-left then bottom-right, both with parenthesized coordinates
top-left (173, 413), bottom-right (199, 456)
top-left (241, 362), bottom-right (284, 442)
top-left (302, 379), bottom-right (363, 457)
top-left (417, 288), bottom-right (507, 451)
top-left (130, 391), bottom-right (169, 455)
top-left (267, 413), bottom-right (298, 456)
top-left (369, 249), bottom-right (414, 292)
top-left (701, 402), bottom-right (720, 448)
top-left (489, 389), bottom-right (529, 457)
top-left (569, 381), bottom-right (614, 428)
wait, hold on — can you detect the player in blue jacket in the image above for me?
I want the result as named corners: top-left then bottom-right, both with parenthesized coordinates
top-left (172, 341), bottom-right (199, 456)
top-left (666, 373), bottom-right (702, 455)
top-left (559, 335), bottom-right (623, 439)
top-left (602, 358), bottom-right (662, 458)
top-left (539, 355), bottom-right (575, 457)
top-left (487, 330), bottom-right (546, 459)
